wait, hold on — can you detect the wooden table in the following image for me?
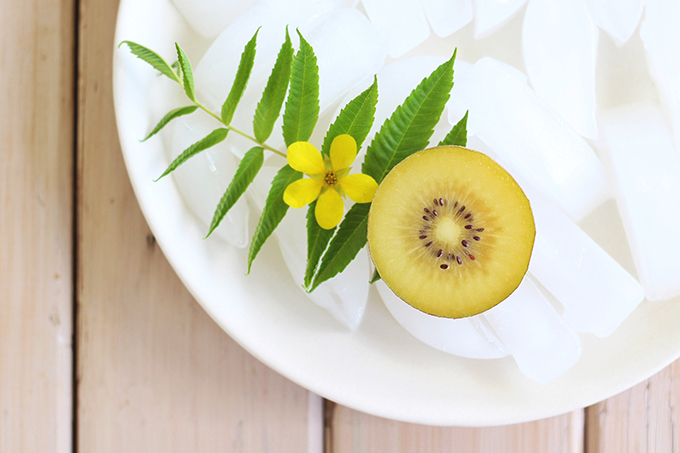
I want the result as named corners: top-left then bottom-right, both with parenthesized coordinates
top-left (2, 0), bottom-right (679, 450)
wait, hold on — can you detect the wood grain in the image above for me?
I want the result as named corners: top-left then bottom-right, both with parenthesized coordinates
top-left (76, 0), bottom-right (313, 450)
top-left (0, 0), bottom-right (75, 451)
top-left (328, 403), bottom-right (584, 453)
top-left (586, 359), bottom-right (680, 453)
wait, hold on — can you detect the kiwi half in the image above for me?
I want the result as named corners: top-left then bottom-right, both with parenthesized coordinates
top-left (367, 146), bottom-right (535, 318)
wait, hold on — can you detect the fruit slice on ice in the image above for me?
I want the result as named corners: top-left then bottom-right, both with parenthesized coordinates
top-left (367, 146), bottom-right (536, 318)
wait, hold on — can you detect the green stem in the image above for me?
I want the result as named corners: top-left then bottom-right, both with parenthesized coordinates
top-left (195, 102), bottom-right (286, 158)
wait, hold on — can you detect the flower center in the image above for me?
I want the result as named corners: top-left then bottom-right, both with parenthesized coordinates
top-left (324, 171), bottom-right (338, 186)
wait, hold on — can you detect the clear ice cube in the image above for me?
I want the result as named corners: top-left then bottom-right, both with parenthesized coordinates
top-left (599, 102), bottom-right (680, 301)
top-left (525, 182), bottom-right (645, 337)
top-left (376, 281), bottom-right (510, 359)
top-left (640, 0), bottom-right (680, 151)
top-left (465, 136), bottom-right (644, 337)
top-left (194, 0), bottom-right (340, 111)
top-left (420, 0), bottom-right (473, 38)
top-left (584, 0), bottom-right (644, 46)
top-left (473, 0), bottom-right (528, 39)
top-left (168, 110), bottom-right (250, 248)
top-left (249, 166), bottom-right (370, 329)
top-left (306, 9), bottom-right (388, 112)
top-left (523, 0), bottom-right (599, 139)
top-left (338, 55), bottom-right (451, 163)
top-left (361, 0), bottom-right (430, 58)
top-left (483, 278), bottom-right (582, 384)
top-left (277, 207), bottom-right (370, 330)
top-left (448, 57), bottom-right (609, 222)
top-left (171, 0), bottom-right (255, 40)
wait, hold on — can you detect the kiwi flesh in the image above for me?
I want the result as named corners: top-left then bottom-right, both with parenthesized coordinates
top-left (367, 146), bottom-right (535, 318)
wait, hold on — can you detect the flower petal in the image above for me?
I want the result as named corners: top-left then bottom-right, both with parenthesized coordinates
top-left (283, 178), bottom-right (324, 209)
top-left (330, 134), bottom-right (357, 171)
top-left (287, 141), bottom-right (325, 175)
top-left (315, 188), bottom-right (344, 229)
top-left (338, 173), bottom-right (378, 203)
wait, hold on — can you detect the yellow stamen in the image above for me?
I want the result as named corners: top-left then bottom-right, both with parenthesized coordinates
top-left (324, 171), bottom-right (338, 186)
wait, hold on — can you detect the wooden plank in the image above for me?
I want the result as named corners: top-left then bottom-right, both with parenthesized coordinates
top-left (586, 359), bottom-right (680, 453)
top-left (328, 403), bottom-right (584, 453)
top-left (76, 0), bottom-right (314, 450)
top-left (0, 0), bottom-right (75, 451)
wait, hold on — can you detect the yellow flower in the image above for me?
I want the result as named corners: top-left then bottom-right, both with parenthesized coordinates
top-left (283, 134), bottom-right (378, 229)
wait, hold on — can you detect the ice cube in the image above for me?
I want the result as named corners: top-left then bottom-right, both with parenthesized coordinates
top-left (449, 57), bottom-right (609, 221)
top-left (168, 110), bottom-right (250, 248)
top-left (446, 59), bottom-right (481, 136)
top-left (584, 0), bottom-right (644, 46)
top-left (420, 0), bottom-right (473, 38)
top-left (599, 102), bottom-right (680, 301)
top-left (249, 166), bottom-right (370, 329)
top-left (307, 9), bottom-right (388, 112)
top-left (463, 136), bottom-right (642, 336)
top-left (376, 281), bottom-right (509, 359)
top-left (361, 0), bottom-right (430, 58)
top-left (171, 0), bottom-right (255, 40)
top-left (194, 0), bottom-right (340, 111)
top-left (525, 183), bottom-right (645, 337)
top-left (640, 0), bottom-right (680, 151)
top-left (338, 55), bottom-right (451, 164)
top-left (522, 0), bottom-right (599, 139)
top-left (473, 0), bottom-right (528, 39)
top-left (483, 278), bottom-right (582, 384)
top-left (276, 207), bottom-right (370, 330)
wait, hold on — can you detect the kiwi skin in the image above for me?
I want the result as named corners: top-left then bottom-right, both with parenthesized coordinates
top-left (367, 146), bottom-right (535, 319)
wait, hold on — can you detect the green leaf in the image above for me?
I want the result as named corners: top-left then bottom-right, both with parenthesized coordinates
top-left (321, 76), bottom-right (378, 157)
top-left (141, 105), bottom-right (198, 142)
top-left (253, 28), bottom-right (294, 143)
top-left (282, 30), bottom-right (319, 147)
top-left (303, 201), bottom-right (336, 289)
top-left (362, 51), bottom-right (456, 183)
top-left (221, 29), bottom-right (259, 125)
top-left (310, 203), bottom-right (370, 291)
top-left (175, 43), bottom-right (196, 101)
top-left (369, 268), bottom-right (381, 284)
top-left (206, 146), bottom-right (264, 237)
top-left (438, 111), bottom-right (468, 147)
top-left (248, 165), bottom-right (302, 272)
top-left (119, 41), bottom-right (181, 83)
top-left (156, 128), bottom-right (228, 181)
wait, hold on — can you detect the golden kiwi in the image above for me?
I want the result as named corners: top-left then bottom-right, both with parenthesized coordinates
top-left (367, 146), bottom-right (535, 318)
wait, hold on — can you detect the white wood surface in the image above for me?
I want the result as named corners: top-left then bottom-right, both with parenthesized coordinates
top-left (3, 0), bottom-right (680, 451)
top-left (0, 0), bottom-right (74, 451)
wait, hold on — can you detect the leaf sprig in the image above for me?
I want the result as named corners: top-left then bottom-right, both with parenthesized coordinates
top-left (121, 28), bottom-right (466, 294)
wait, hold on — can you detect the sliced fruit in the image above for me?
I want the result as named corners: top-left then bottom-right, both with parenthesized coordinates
top-left (367, 145), bottom-right (535, 318)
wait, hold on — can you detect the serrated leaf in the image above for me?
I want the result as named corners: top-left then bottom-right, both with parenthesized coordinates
top-left (247, 165), bottom-right (302, 272)
top-left (369, 268), bottom-right (381, 284)
top-left (321, 77), bottom-right (378, 157)
top-left (310, 203), bottom-right (370, 291)
top-left (282, 30), bottom-right (319, 147)
top-left (303, 201), bottom-right (336, 289)
top-left (362, 51), bottom-right (456, 183)
top-left (222, 29), bottom-right (259, 125)
top-left (156, 128), bottom-right (228, 181)
top-left (207, 146), bottom-right (264, 237)
top-left (438, 111), bottom-right (468, 147)
top-left (253, 28), bottom-right (294, 143)
top-left (141, 105), bottom-right (198, 142)
top-left (175, 43), bottom-right (195, 101)
top-left (120, 41), bottom-right (181, 83)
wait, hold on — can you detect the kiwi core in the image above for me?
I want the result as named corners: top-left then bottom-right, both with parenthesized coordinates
top-left (367, 146), bottom-right (536, 318)
top-left (433, 217), bottom-right (462, 244)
